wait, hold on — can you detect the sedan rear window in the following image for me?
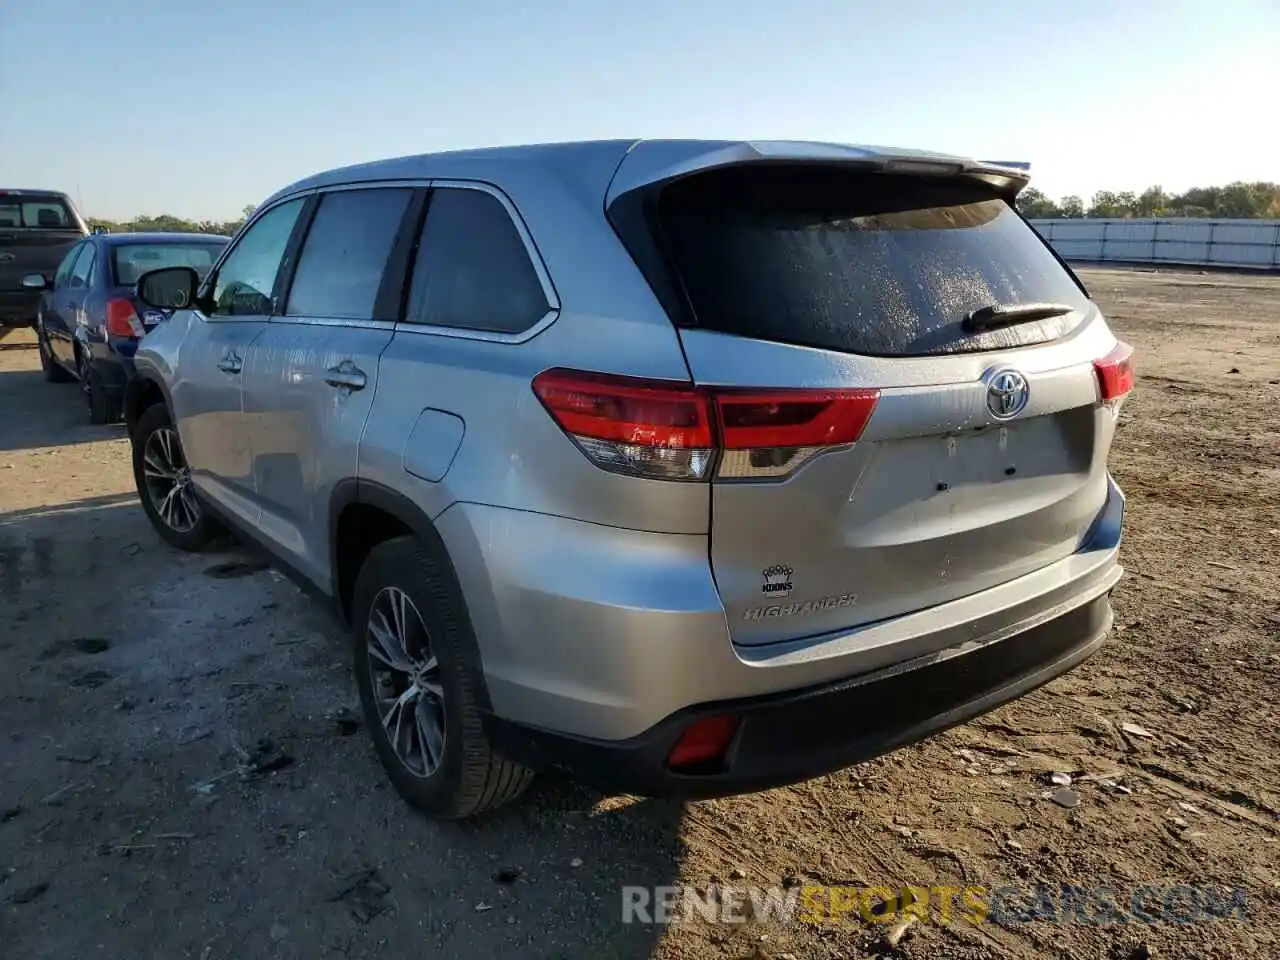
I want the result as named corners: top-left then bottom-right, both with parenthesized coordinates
top-left (112, 243), bottom-right (227, 285)
top-left (0, 195), bottom-right (75, 229)
top-left (657, 166), bottom-right (1090, 356)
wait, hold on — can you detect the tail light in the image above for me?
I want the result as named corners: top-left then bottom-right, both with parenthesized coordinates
top-left (105, 298), bottom-right (145, 338)
top-left (531, 370), bottom-right (716, 480)
top-left (532, 368), bottom-right (880, 482)
top-left (1094, 342), bottom-right (1135, 405)
top-left (667, 714), bottom-right (739, 770)
top-left (715, 388), bottom-right (880, 479)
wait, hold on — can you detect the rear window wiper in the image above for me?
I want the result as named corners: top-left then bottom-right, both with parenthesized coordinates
top-left (963, 302), bottom-right (1075, 333)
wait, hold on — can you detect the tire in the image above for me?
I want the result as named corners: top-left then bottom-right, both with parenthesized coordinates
top-left (131, 403), bottom-right (216, 551)
top-left (352, 535), bottom-right (533, 819)
top-left (81, 352), bottom-right (122, 424)
top-left (38, 321), bottom-right (73, 383)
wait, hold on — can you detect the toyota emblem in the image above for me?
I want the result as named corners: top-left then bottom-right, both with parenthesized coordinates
top-left (986, 370), bottom-right (1029, 419)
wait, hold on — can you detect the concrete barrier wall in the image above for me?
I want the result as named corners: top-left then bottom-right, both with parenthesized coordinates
top-left (1029, 218), bottom-right (1280, 270)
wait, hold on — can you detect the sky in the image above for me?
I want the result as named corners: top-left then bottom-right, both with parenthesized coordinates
top-left (2, 0), bottom-right (1277, 221)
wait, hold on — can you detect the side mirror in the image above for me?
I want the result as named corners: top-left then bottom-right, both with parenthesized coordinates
top-left (21, 273), bottom-right (48, 290)
top-left (137, 266), bottom-right (200, 310)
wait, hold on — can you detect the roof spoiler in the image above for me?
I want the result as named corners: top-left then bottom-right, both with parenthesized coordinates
top-left (982, 161), bottom-right (1032, 196)
top-left (607, 142), bottom-right (1033, 206)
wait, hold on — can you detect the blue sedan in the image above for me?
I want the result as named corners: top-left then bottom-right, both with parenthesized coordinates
top-left (26, 231), bottom-right (229, 422)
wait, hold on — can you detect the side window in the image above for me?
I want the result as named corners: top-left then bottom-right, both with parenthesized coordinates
top-left (286, 188), bottom-right (411, 320)
top-left (404, 188), bottom-right (550, 334)
top-left (69, 244), bottom-right (96, 289)
top-left (54, 243), bottom-right (84, 287)
top-left (211, 198), bottom-right (305, 316)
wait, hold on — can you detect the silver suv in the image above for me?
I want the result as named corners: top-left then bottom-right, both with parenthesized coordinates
top-left (126, 140), bottom-right (1132, 819)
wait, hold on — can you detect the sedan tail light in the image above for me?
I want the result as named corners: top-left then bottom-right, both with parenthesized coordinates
top-left (532, 368), bottom-right (880, 482)
top-left (105, 298), bottom-right (145, 338)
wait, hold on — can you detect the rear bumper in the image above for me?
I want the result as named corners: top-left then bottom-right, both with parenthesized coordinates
top-left (442, 476), bottom-right (1125, 746)
top-left (486, 591), bottom-right (1112, 798)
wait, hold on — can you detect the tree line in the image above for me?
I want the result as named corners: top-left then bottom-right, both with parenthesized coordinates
top-left (1017, 182), bottom-right (1280, 220)
top-left (86, 206), bottom-right (257, 237)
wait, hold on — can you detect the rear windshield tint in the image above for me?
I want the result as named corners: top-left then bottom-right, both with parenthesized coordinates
top-left (0, 196), bottom-right (75, 230)
top-left (657, 167), bottom-right (1089, 356)
top-left (112, 243), bottom-right (226, 285)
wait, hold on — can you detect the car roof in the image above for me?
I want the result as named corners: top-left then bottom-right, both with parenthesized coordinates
top-left (261, 139), bottom-right (1031, 209)
top-left (268, 140), bottom-right (630, 195)
top-left (103, 232), bottom-right (229, 244)
top-left (0, 189), bottom-right (74, 200)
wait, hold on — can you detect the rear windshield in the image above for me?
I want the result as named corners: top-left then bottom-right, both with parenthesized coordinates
top-left (0, 195), bottom-right (76, 230)
top-left (656, 167), bottom-right (1090, 356)
top-left (112, 243), bottom-right (226, 285)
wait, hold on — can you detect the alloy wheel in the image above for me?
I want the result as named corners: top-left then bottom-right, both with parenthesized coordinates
top-left (141, 427), bottom-right (200, 533)
top-left (366, 586), bottom-right (446, 778)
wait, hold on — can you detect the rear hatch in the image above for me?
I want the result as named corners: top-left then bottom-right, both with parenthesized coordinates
top-left (609, 152), bottom-right (1123, 646)
top-left (0, 191), bottom-right (86, 305)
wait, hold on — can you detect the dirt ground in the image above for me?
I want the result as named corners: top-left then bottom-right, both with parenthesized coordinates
top-left (1, 267), bottom-right (1277, 960)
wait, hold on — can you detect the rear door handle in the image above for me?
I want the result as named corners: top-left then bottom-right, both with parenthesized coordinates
top-left (217, 352), bottom-right (243, 375)
top-left (324, 361), bottom-right (367, 391)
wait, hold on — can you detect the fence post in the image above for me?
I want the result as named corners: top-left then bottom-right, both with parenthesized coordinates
top-left (1099, 220), bottom-right (1108, 263)
top-left (1206, 220), bottom-right (1217, 265)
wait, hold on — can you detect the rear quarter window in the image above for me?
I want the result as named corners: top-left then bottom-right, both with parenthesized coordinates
top-left (656, 166), bottom-right (1090, 356)
top-left (403, 188), bottom-right (550, 334)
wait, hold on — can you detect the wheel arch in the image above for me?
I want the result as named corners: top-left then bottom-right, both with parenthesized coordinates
top-left (330, 479), bottom-right (491, 711)
top-left (124, 374), bottom-right (171, 437)
top-left (70, 330), bottom-right (89, 371)
top-left (72, 324), bottom-right (96, 349)
top-left (71, 321), bottom-right (107, 367)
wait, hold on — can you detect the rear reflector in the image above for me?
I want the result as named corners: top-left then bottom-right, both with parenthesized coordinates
top-left (532, 369), bottom-right (880, 482)
top-left (105, 298), bottom-right (145, 338)
top-left (1094, 342), bottom-right (1134, 401)
top-left (667, 715), bottom-right (739, 770)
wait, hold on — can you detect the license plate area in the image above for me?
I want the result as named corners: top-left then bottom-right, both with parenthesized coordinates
top-left (927, 411), bottom-right (1090, 489)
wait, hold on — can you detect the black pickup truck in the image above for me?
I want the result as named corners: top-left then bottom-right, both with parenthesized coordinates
top-left (0, 190), bottom-right (89, 329)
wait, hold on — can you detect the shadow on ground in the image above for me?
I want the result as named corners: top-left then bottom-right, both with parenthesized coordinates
top-left (0, 494), bottom-right (684, 959)
top-left (0, 363), bottom-right (126, 453)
